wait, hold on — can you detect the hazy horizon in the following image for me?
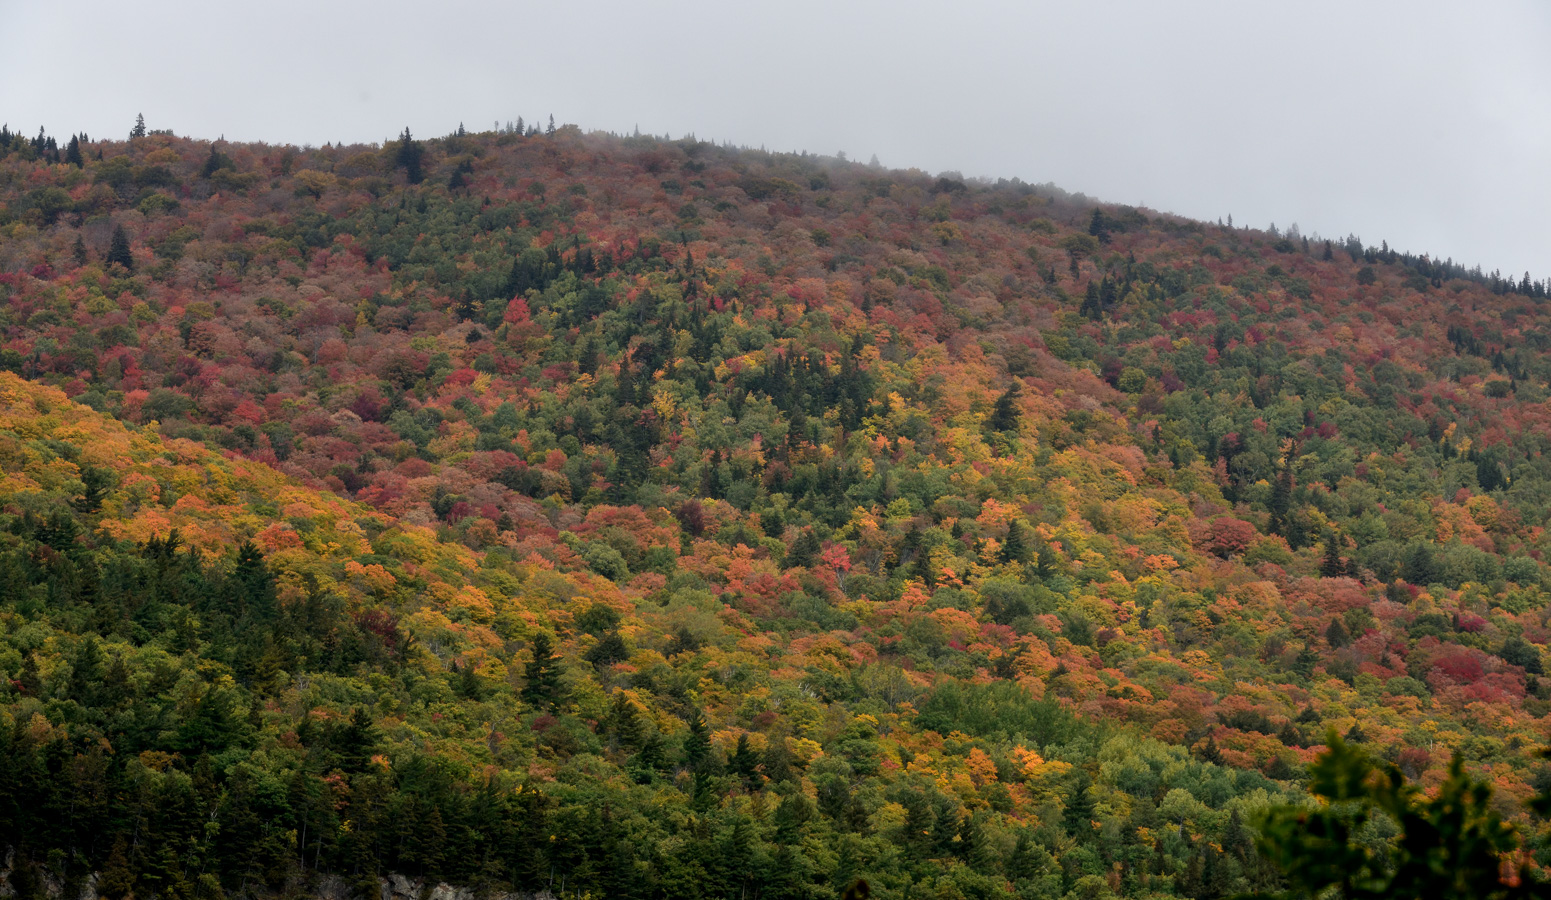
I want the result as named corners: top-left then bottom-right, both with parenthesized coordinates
top-left (4, 0), bottom-right (1547, 278)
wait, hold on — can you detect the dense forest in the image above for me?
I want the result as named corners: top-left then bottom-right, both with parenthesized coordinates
top-left (0, 118), bottom-right (1548, 899)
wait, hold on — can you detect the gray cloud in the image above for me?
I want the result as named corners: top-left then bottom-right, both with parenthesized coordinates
top-left (3, 0), bottom-right (1546, 275)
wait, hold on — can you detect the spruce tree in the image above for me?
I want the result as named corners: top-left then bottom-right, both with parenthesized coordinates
top-left (1321, 536), bottom-right (1346, 578)
top-left (64, 134), bottom-right (83, 167)
top-left (395, 127), bottom-right (424, 184)
top-left (1088, 207), bottom-right (1110, 244)
top-left (520, 632), bottom-right (563, 711)
top-left (201, 143), bottom-right (230, 178)
top-left (105, 224), bottom-right (134, 272)
top-left (130, 113), bottom-right (146, 139)
top-left (1001, 520), bottom-right (1029, 564)
top-left (1268, 466), bottom-right (1293, 534)
top-left (454, 660), bottom-right (482, 700)
top-left (989, 384), bottom-right (1021, 433)
top-left (1080, 280), bottom-right (1103, 319)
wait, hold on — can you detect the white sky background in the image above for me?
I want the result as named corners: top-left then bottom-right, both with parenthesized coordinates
top-left (3, 0), bottom-right (1547, 277)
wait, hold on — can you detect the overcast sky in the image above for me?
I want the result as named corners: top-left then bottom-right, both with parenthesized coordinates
top-left (5, 1), bottom-right (1547, 277)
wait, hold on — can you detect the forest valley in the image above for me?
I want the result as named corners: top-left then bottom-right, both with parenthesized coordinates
top-left (0, 119), bottom-right (1549, 899)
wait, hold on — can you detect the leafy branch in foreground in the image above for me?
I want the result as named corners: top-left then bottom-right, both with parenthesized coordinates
top-left (1253, 733), bottom-right (1547, 900)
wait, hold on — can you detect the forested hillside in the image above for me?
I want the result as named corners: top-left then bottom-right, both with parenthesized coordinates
top-left (0, 120), bottom-right (1548, 899)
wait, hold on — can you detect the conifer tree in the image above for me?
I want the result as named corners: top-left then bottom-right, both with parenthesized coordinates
top-left (1321, 535), bottom-right (1346, 578)
top-left (200, 143), bottom-right (230, 178)
top-left (521, 632), bottom-right (563, 710)
top-left (989, 384), bottom-right (1021, 433)
top-left (130, 113), bottom-right (146, 139)
top-left (1001, 520), bottom-right (1029, 564)
top-left (105, 224), bottom-right (134, 272)
top-left (1088, 207), bottom-right (1110, 244)
top-left (395, 127), bottom-right (424, 184)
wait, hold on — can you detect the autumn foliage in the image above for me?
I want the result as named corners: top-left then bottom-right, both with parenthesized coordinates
top-left (0, 121), bottom-right (1548, 898)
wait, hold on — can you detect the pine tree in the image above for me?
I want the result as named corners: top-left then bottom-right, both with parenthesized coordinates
top-left (130, 113), bottom-right (146, 139)
top-left (1321, 536), bottom-right (1346, 578)
top-left (105, 224), bottom-right (134, 272)
top-left (681, 707), bottom-right (711, 771)
top-left (521, 632), bottom-right (563, 711)
top-left (1088, 208), bottom-right (1111, 244)
top-left (1268, 466), bottom-right (1293, 534)
top-left (546, 114), bottom-right (556, 135)
top-left (335, 707), bottom-right (380, 772)
top-left (454, 660), bottom-right (483, 700)
top-left (1081, 280), bottom-right (1103, 319)
top-left (64, 134), bottom-right (83, 167)
top-left (988, 384), bottom-right (1021, 433)
top-left (200, 143), bottom-right (230, 178)
top-left (395, 127), bottom-right (424, 184)
top-left (584, 631), bottom-right (629, 669)
top-left (1001, 520), bottom-right (1029, 564)
top-left (727, 734), bottom-right (760, 787)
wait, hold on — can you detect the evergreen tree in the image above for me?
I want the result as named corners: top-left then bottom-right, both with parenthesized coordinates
top-left (785, 529), bottom-right (822, 569)
top-left (583, 631), bottom-right (629, 670)
top-left (1268, 466), bottom-right (1293, 534)
top-left (727, 734), bottom-right (760, 788)
top-left (395, 127), bottom-right (424, 184)
top-left (681, 708), bottom-right (711, 772)
top-left (1088, 208), bottom-right (1111, 244)
top-left (130, 113), bottom-right (146, 139)
top-left (520, 632), bottom-right (563, 711)
top-left (105, 225), bottom-right (134, 272)
top-left (1001, 520), bottom-right (1029, 564)
top-left (200, 143), bottom-right (231, 178)
top-left (64, 134), bottom-right (83, 167)
top-left (454, 660), bottom-right (483, 700)
top-left (1080, 280), bottom-right (1103, 319)
top-left (988, 384), bottom-right (1021, 433)
top-left (1256, 734), bottom-right (1537, 899)
top-left (1321, 537), bottom-right (1346, 578)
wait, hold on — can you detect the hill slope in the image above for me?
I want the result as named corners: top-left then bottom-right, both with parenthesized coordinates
top-left (0, 123), bottom-right (1548, 898)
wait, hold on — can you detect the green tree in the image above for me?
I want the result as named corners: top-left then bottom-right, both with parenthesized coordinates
top-left (106, 224), bottom-right (134, 272)
top-left (130, 113), bottom-right (146, 139)
top-left (1088, 207), bottom-right (1111, 244)
top-left (988, 384), bottom-right (1021, 433)
top-left (521, 632), bottom-right (563, 711)
top-left (583, 631), bottom-right (629, 670)
top-left (395, 127), bottom-right (424, 184)
top-left (1321, 534), bottom-right (1347, 578)
top-left (1253, 733), bottom-right (1541, 900)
